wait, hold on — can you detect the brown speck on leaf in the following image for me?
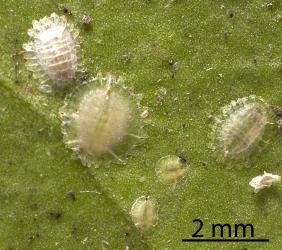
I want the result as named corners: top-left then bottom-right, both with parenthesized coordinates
top-left (163, 58), bottom-right (180, 79)
top-left (272, 106), bottom-right (282, 118)
top-left (202, 161), bottom-right (208, 167)
top-left (50, 211), bottom-right (62, 219)
top-left (272, 106), bottom-right (282, 129)
top-left (71, 225), bottom-right (78, 235)
top-left (66, 191), bottom-right (76, 201)
top-left (178, 156), bottom-right (187, 164)
top-left (58, 4), bottom-right (72, 15)
top-left (28, 232), bottom-right (40, 246)
top-left (121, 53), bottom-right (131, 63)
top-left (30, 203), bottom-right (39, 210)
top-left (80, 74), bottom-right (89, 83)
top-left (228, 11), bottom-right (234, 18)
top-left (11, 50), bottom-right (23, 84)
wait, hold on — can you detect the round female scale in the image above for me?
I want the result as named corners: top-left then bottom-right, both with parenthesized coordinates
top-left (60, 75), bottom-right (144, 165)
top-left (212, 95), bottom-right (270, 160)
top-left (76, 87), bottom-right (131, 155)
top-left (130, 196), bottom-right (159, 231)
top-left (23, 13), bottom-right (80, 92)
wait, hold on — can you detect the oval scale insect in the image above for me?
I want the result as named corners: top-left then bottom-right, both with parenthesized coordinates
top-left (130, 196), bottom-right (159, 231)
top-left (156, 155), bottom-right (188, 186)
top-left (23, 13), bottom-right (80, 92)
top-left (211, 95), bottom-right (270, 161)
top-left (60, 74), bottom-right (144, 166)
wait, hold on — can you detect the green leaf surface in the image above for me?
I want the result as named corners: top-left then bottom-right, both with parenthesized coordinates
top-left (0, 1), bottom-right (282, 250)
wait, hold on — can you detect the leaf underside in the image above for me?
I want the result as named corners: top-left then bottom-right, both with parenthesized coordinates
top-left (0, 1), bottom-right (281, 250)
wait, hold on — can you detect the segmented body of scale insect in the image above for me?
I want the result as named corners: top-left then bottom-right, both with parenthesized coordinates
top-left (156, 155), bottom-right (188, 186)
top-left (60, 74), bottom-right (144, 165)
top-left (23, 13), bottom-right (80, 92)
top-left (130, 196), bottom-right (159, 231)
top-left (211, 95), bottom-right (270, 161)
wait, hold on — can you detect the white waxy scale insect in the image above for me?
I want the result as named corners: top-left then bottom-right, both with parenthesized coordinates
top-left (130, 196), bottom-right (158, 231)
top-left (211, 95), bottom-right (270, 160)
top-left (249, 171), bottom-right (281, 193)
top-left (23, 13), bottom-right (80, 92)
top-left (156, 155), bottom-right (188, 185)
top-left (60, 74), bottom-right (144, 165)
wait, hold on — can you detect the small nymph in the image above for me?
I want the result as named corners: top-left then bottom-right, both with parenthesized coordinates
top-left (156, 155), bottom-right (188, 186)
top-left (130, 196), bottom-right (159, 231)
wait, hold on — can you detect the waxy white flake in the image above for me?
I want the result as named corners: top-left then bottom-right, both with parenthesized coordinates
top-left (249, 171), bottom-right (281, 193)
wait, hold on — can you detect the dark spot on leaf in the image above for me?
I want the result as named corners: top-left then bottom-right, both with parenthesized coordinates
top-left (71, 225), bottom-right (78, 235)
top-left (63, 7), bottom-right (69, 13)
top-left (58, 4), bottom-right (72, 15)
top-left (6, 247), bottom-right (15, 250)
top-left (30, 203), bottom-right (39, 210)
top-left (178, 156), bottom-right (187, 164)
top-left (202, 161), bottom-right (208, 167)
top-left (121, 53), bottom-right (131, 63)
top-left (80, 74), bottom-right (89, 83)
top-left (66, 191), bottom-right (76, 201)
top-left (28, 232), bottom-right (40, 245)
top-left (272, 106), bottom-right (282, 118)
top-left (37, 128), bottom-right (45, 136)
top-left (50, 211), bottom-right (62, 219)
top-left (229, 12), bottom-right (234, 18)
top-left (266, 3), bottom-right (273, 9)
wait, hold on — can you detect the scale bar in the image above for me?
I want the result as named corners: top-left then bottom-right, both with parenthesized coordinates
top-left (182, 239), bottom-right (269, 242)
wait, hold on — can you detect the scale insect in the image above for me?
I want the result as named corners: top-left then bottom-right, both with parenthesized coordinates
top-left (130, 196), bottom-right (159, 231)
top-left (156, 155), bottom-right (188, 186)
top-left (60, 74), bottom-right (145, 165)
top-left (23, 13), bottom-right (80, 92)
top-left (211, 95), bottom-right (271, 161)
